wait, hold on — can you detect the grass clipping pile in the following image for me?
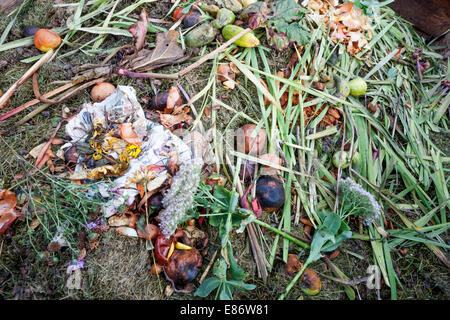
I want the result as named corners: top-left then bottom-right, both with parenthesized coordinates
top-left (0, 0), bottom-right (449, 300)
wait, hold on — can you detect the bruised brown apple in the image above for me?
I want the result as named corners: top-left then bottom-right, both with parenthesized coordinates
top-left (183, 10), bottom-right (202, 28)
top-left (285, 254), bottom-right (303, 276)
top-left (255, 175), bottom-right (285, 212)
top-left (300, 269), bottom-right (322, 295)
top-left (164, 248), bottom-right (202, 291)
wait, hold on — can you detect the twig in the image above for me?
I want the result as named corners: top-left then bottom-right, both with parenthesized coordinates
top-left (0, 49), bottom-right (54, 109)
top-left (0, 81), bottom-right (75, 121)
top-left (32, 120), bottom-right (62, 174)
top-left (333, 109), bottom-right (347, 213)
top-left (225, 153), bottom-right (268, 282)
top-left (117, 68), bottom-right (179, 79)
top-left (320, 273), bottom-right (369, 286)
top-left (32, 73), bottom-right (61, 104)
top-left (15, 77), bottom-right (106, 126)
top-left (199, 249), bottom-right (218, 284)
top-left (281, 228), bottom-right (311, 244)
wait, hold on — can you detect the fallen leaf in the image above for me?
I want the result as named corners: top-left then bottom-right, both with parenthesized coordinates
top-left (0, 190), bottom-right (21, 234)
top-left (129, 8), bottom-right (149, 51)
top-left (204, 106), bottom-right (211, 118)
top-left (30, 218), bottom-right (40, 230)
top-left (160, 113), bottom-right (193, 129)
top-left (130, 30), bottom-right (187, 72)
top-left (28, 142), bottom-right (47, 159)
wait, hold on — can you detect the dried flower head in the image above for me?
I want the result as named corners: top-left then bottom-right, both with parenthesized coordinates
top-left (337, 177), bottom-right (382, 225)
top-left (158, 157), bottom-right (203, 237)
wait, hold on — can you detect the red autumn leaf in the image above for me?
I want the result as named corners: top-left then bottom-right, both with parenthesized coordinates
top-left (0, 189), bottom-right (21, 234)
top-left (129, 8), bottom-right (149, 51)
top-left (154, 234), bottom-right (174, 265)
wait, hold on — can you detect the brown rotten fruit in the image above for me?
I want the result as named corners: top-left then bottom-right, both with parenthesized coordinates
top-left (300, 269), bottom-right (322, 296)
top-left (285, 254), bottom-right (303, 276)
top-left (151, 263), bottom-right (163, 275)
top-left (164, 248), bottom-right (202, 292)
top-left (236, 124), bottom-right (266, 154)
top-left (183, 10), bottom-right (202, 28)
top-left (34, 29), bottom-right (61, 52)
top-left (255, 175), bottom-right (285, 212)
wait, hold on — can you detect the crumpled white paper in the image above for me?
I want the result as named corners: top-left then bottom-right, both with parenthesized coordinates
top-left (62, 86), bottom-right (193, 217)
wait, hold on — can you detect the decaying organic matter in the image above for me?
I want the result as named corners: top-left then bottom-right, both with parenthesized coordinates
top-left (0, 0), bottom-right (449, 303)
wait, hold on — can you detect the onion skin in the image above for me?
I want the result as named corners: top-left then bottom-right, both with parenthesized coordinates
top-left (91, 82), bottom-right (115, 102)
top-left (33, 29), bottom-right (61, 52)
top-left (259, 153), bottom-right (282, 176)
top-left (236, 124), bottom-right (266, 155)
top-left (217, 64), bottom-right (235, 82)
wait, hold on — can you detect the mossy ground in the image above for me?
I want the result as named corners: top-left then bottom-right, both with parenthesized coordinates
top-left (0, 0), bottom-right (448, 300)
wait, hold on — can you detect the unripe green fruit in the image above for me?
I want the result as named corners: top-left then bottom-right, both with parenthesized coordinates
top-left (222, 25), bottom-right (259, 47)
top-left (212, 8), bottom-right (235, 29)
top-left (352, 151), bottom-right (361, 165)
top-left (332, 150), bottom-right (350, 168)
top-left (349, 77), bottom-right (367, 97)
top-left (185, 23), bottom-right (219, 47)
